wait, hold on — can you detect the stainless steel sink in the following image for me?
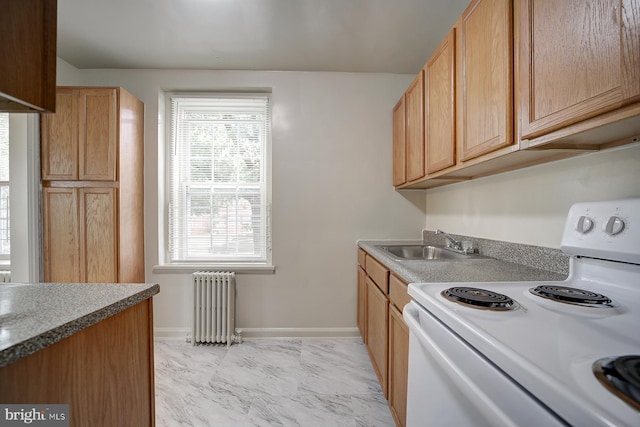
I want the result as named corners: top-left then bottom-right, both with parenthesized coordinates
top-left (378, 245), bottom-right (485, 260)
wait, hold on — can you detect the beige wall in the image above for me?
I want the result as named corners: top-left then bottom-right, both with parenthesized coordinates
top-left (425, 143), bottom-right (640, 248)
top-left (74, 69), bottom-right (424, 337)
top-left (56, 57), bottom-right (81, 85)
top-left (8, 114), bottom-right (29, 281)
top-left (50, 60), bottom-right (639, 335)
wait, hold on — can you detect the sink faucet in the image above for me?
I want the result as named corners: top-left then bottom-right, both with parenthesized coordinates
top-left (435, 229), bottom-right (463, 252)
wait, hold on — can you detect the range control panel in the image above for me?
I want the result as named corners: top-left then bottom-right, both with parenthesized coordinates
top-left (561, 198), bottom-right (640, 264)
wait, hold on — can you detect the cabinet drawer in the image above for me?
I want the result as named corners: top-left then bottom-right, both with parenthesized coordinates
top-left (365, 254), bottom-right (389, 294)
top-left (389, 274), bottom-right (412, 311)
top-left (358, 248), bottom-right (367, 268)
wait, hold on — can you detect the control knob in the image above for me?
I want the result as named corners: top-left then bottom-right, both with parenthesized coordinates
top-left (603, 216), bottom-right (625, 236)
top-left (575, 216), bottom-right (594, 234)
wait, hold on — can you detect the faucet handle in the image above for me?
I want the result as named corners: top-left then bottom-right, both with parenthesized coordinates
top-left (461, 240), bottom-right (477, 253)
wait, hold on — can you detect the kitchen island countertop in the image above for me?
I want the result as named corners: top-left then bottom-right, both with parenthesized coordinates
top-left (358, 239), bottom-right (568, 285)
top-left (0, 282), bottom-right (160, 368)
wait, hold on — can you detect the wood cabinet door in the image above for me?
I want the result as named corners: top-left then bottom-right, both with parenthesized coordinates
top-left (457, 0), bottom-right (513, 161)
top-left (366, 276), bottom-right (389, 397)
top-left (425, 28), bottom-right (456, 174)
top-left (389, 304), bottom-right (409, 427)
top-left (357, 266), bottom-right (367, 343)
top-left (392, 96), bottom-right (406, 186)
top-left (80, 188), bottom-right (118, 282)
top-left (41, 88), bottom-right (78, 180)
top-left (405, 72), bottom-right (425, 181)
top-left (79, 88), bottom-right (117, 181)
top-left (518, 0), bottom-right (640, 140)
top-left (42, 187), bottom-right (81, 282)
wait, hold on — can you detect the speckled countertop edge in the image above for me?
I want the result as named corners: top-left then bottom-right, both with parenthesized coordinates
top-left (0, 283), bottom-right (160, 368)
top-left (357, 232), bottom-right (569, 285)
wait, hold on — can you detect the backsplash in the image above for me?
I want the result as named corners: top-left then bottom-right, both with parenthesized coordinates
top-left (422, 230), bottom-right (570, 277)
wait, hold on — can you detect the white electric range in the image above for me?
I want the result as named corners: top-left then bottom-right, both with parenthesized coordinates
top-left (404, 198), bottom-right (640, 427)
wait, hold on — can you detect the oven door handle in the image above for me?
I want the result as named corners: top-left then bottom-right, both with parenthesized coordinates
top-left (403, 301), bottom-right (521, 427)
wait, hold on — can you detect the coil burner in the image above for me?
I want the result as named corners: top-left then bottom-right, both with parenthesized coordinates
top-left (593, 355), bottom-right (640, 411)
top-left (441, 286), bottom-right (516, 311)
top-left (529, 285), bottom-right (613, 307)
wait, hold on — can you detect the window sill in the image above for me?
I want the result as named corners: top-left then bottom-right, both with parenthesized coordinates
top-left (152, 263), bottom-right (275, 275)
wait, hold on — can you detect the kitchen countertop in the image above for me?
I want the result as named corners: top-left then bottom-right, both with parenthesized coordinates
top-left (358, 238), bottom-right (568, 285)
top-left (0, 282), bottom-right (160, 368)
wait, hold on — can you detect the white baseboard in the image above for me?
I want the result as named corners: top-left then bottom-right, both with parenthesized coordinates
top-left (238, 327), bottom-right (360, 339)
top-left (153, 327), bottom-right (360, 340)
top-left (154, 327), bottom-right (190, 340)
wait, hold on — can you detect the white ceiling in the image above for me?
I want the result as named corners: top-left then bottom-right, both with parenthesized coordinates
top-left (57, 0), bottom-right (470, 74)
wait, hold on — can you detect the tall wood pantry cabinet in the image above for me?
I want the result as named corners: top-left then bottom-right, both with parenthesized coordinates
top-left (41, 87), bottom-right (145, 283)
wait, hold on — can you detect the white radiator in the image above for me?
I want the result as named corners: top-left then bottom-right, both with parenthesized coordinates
top-left (0, 271), bottom-right (10, 283)
top-left (191, 271), bottom-right (238, 347)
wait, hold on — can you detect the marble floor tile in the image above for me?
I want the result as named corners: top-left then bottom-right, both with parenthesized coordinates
top-left (154, 338), bottom-right (395, 427)
top-left (298, 340), bottom-right (382, 396)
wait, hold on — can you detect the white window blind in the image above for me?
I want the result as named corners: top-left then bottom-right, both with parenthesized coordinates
top-left (0, 113), bottom-right (9, 260)
top-left (168, 95), bottom-right (271, 263)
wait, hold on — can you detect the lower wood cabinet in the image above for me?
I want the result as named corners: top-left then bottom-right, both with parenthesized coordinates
top-left (0, 299), bottom-right (156, 427)
top-left (366, 276), bottom-right (389, 397)
top-left (357, 248), bottom-right (410, 427)
top-left (357, 266), bottom-right (367, 342)
top-left (388, 273), bottom-right (411, 427)
top-left (389, 304), bottom-right (409, 427)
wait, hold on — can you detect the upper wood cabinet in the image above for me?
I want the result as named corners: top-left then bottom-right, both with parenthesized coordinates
top-left (42, 88), bottom-right (118, 181)
top-left (405, 72), bottom-right (425, 182)
top-left (394, 0), bottom-right (639, 190)
top-left (392, 96), bottom-right (407, 186)
top-left (424, 28), bottom-right (456, 174)
top-left (42, 87), bottom-right (145, 283)
top-left (0, 0), bottom-right (56, 113)
top-left (517, 0), bottom-right (640, 140)
top-left (457, 0), bottom-right (513, 161)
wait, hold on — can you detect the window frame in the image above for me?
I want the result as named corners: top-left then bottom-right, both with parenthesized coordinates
top-left (159, 92), bottom-right (273, 272)
top-left (0, 113), bottom-right (9, 262)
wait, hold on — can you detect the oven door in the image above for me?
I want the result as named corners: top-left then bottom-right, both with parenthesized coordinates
top-left (403, 301), bottom-right (567, 427)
